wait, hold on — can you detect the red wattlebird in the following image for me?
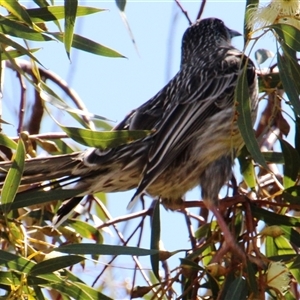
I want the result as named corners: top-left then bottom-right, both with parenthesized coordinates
top-left (0, 18), bottom-right (258, 258)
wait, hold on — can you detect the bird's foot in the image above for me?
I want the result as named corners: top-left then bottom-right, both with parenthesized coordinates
top-left (208, 202), bottom-right (246, 264)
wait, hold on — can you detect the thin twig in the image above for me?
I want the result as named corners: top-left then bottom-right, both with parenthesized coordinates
top-left (174, 0), bottom-right (192, 25)
top-left (28, 74), bottom-right (44, 148)
top-left (11, 132), bottom-right (69, 141)
top-left (196, 0), bottom-right (206, 20)
top-left (6, 59), bottom-right (94, 129)
top-left (92, 197), bottom-right (156, 292)
top-left (96, 208), bottom-right (151, 230)
top-left (16, 70), bottom-right (27, 134)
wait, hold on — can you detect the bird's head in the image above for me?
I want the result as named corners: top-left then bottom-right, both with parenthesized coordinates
top-left (181, 18), bottom-right (241, 65)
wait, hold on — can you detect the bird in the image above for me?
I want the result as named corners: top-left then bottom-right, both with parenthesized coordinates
top-left (0, 18), bottom-right (258, 252)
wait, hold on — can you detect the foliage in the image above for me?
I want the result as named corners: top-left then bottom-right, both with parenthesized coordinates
top-left (0, 0), bottom-right (300, 299)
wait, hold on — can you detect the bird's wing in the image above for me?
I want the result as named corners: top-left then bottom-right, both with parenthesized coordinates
top-left (129, 50), bottom-right (249, 207)
top-left (113, 84), bottom-right (169, 131)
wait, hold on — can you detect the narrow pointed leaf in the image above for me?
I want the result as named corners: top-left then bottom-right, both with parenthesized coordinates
top-left (0, 33), bottom-right (42, 64)
top-left (271, 23), bottom-right (300, 51)
top-left (262, 151), bottom-right (284, 164)
top-left (1, 139), bottom-right (25, 212)
top-left (277, 54), bottom-right (300, 116)
top-left (238, 146), bottom-right (256, 189)
top-left (244, 0), bottom-right (258, 43)
top-left (0, 189), bottom-right (82, 212)
top-left (55, 243), bottom-right (158, 256)
top-left (280, 139), bottom-right (300, 189)
top-left (246, 260), bottom-right (259, 295)
top-left (46, 281), bottom-right (112, 300)
top-left (64, 0), bottom-right (77, 58)
top-left (150, 201), bottom-right (160, 281)
top-left (51, 32), bottom-right (126, 58)
top-left (68, 219), bottom-right (103, 243)
top-left (25, 6), bottom-right (105, 22)
top-left (0, 250), bottom-right (35, 273)
top-left (0, 271), bottom-right (22, 286)
top-left (235, 64), bottom-right (267, 169)
top-left (40, 88), bottom-right (111, 122)
top-left (0, 133), bottom-right (17, 149)
top-left (224, 277), bottom-right (247, 300)
top-left (0, 0), bottom-right (33, 27)
top-left (29, 255), bottom-right (84, 275)
top-left (0, 16), bottom-right (52, 41)
top-left (251, 205), bottom-right (300, 227)
top-left (1, 48), bottom-right (39, 60)
top-left (266, 236), bottom-right (277, 257)
top-left (115, 0), bottom-right (126, 11)
top-left (60, 126), bottom-right (151, 148)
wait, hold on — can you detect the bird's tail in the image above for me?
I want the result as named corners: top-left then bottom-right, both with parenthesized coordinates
top-left (0, 153), bottom-right (87, 220)
top-left (0, 152), bottom-right (82, 188)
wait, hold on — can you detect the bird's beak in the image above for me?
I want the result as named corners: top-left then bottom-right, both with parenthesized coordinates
top-left (228, 28), bottom-right (242, 38)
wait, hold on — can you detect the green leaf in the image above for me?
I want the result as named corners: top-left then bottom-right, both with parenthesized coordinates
top-left (295, 117), bottom-right (300, 158)
top-left (0, 33), bottom-right (42, 64)
top-left (274, 235), bottom-right (295, 255)
top-left (224, 277), bottom-right (247, 300)
top-left (185, 242), bottom-right (212, 261)
top-left (32, 271), bottom-right (66, 284)
top-left (45, 281), bottom-right (112, 300)
top-left (1, 139), bottom-right (25, 213)
top-left (32, 286), bottom-right (46, 300)
top-left (238, 146), bottom-right (256, 189)
top-left (0, 189), bottom-right (82, 212)
top-left (0, 16), bottom-right (53, 41)
top-left (180, 258), bottom-right (204, 271)
top-left (244, 0), bottom-right (258, 43)
top-left (258, 72), bottom-right (282, 93)
top-left (290, 255), bottom-right (300, 269)
top-left (68, 219), bottom-right (103, 243)
top-left (64, 0), bottom-right (77, 59)
top-left (60, 126), bottom-right (152, 149)
top-left (262, 151), bottom-right (284, 164)
top-left (251, 205), bottom-right (300, 227)
top-left (277, 46), bottom-right (300, 116)
top-left (268, 254), bottom-right (297, 262)
top-left (283, 186), bottom-right (300, 205)
top-left (0, 0), bottom-right (33, 27)
top-left (55, 243), bottom-right (158, 256)
top-left (115, 0), bottom-right (126, 11)
top-left (25, 6), bottom-right (105, 22)
top-left (235, 62), bottom-right (268, 169)
top-left (277, 53), bottom-right (300, 106)
top-left (0, 133), bottom-right (17, 149)
top-left (271, 23), bottom-right (300, 52)
top-left (0, 250), bottom-right (36, 273)
top-left (1, 47), bottom-right (40, 60)
top-left (32, 0), bottom-right (50, 8)
top-left (29, 255), bottom-right (84, 275)
top-left (53, 138), bottom-right (77, 154)
top-left (194, 223), bottom-right (210, 239)
top-left (150, 201), bottom-right (160, 281)
top-left (40, 84), bottom-right (111, 124)
top-left (281, 226), bottom-right (300, 248)
top-left (51, 32), bottom-right (126, 58)
top-left (280, 139), bottom-right (300, 188)
top-left (266, 236), bottom-right (277, 257)
top-left (246, 260), bottom-right (259, 295)
top-left (1, 47), bottom-right (37, 87)
top-left (0, 271), bottom-right (22, 286)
